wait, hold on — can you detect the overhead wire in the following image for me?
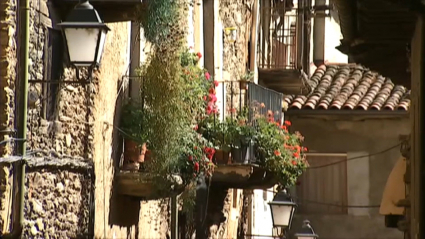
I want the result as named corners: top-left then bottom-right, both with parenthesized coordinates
top-left (264, 189), bottom-right (380, 208)
top-left (0, 138), bottom-right (26, 146)
top-left (307, 142), bottom-right (402, 169)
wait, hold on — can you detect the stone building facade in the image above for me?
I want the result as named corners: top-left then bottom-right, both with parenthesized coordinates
top-left (0, 0), bottom-right (172, 238)
top-left (0, 0), bottom-right (259, 238)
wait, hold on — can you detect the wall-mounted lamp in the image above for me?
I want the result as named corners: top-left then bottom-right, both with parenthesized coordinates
top-left (268, 189), bottom-right (297, 231)
top-left (224, 27), bottom-right (238, 43)
top-left (294, 220), bottom-right (319, 239)
top-left (58, 0), bottom-right (110, 81)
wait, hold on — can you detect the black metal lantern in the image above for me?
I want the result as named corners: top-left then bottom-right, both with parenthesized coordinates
top-left (294, 220), bottom-right (319, 239)
top-left (58, 0), bottom-right (110, 80)
top-left (268, 189), bottom-right (297, 229)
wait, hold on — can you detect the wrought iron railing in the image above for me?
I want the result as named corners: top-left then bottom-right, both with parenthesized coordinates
top-left (214, 81), bottom-right (283, 164)
top-left (219, 81), bottom-right (283, 121)
top-left (258, 4), bottom-right (299, 70)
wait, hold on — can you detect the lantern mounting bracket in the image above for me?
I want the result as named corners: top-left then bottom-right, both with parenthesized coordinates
top-left (74, 65), bottom-right (95, 81)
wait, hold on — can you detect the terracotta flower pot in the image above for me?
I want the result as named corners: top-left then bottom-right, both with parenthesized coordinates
top-left (239, 80), bottom-right (248, 90)
top-left (214, 149), bottom-right (230, 165)
top-left (144, 149), bottom-right (152, 162)
top-left (124, 139), bottom-right (147, 164)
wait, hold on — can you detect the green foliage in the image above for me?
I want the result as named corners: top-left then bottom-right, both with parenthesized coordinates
top-left (139, 0), bottom-right (186, 50)
top-left (198, 115), bottom-right (232, 152)
top-left (139, 50), bottom-right (187, 175)
top-left (224, 108), bottom-right (256, 147)
top-left (120, 99), bottom-right (152, 144)
top-left (240, 70), bottom-right (255, 82)
top-left (253, 104), bottom-right (308, 188)
top-left (199, 102), bottom-right (308, 188)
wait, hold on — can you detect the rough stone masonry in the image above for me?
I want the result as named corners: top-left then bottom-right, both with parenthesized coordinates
top-left (0, 0), bottom-right (94, 237)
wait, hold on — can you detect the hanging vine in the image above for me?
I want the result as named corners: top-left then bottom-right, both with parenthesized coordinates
top-left (134, 0), bottom-right (217, 218)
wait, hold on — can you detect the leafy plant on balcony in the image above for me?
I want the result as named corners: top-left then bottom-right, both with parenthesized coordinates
top-left (133, 45), bottom-right (218, 200)
top-left (225, 107), bottom-right (256, 148)
top-left (240, 70), bottom-right (254, 82)
top-left (198, 117), bottom-right (232, 153)
top-left (120, 99), bottom-right (151, 144)
top-left (198, 101), bottom-right (309, 187)
top-left (253, 106), bottom-right (309, 188)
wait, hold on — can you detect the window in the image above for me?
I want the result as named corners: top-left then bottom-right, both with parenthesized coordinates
top-left (42, 28), bottom-right (63, 120)
top-left (296, 154), bottom-right (348, 214)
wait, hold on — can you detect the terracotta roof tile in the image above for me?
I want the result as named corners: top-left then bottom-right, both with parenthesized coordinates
top-left (284, 64), bottom-right (411, 111)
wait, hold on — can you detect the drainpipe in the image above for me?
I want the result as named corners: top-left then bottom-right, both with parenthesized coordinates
top-left (129, 21), bottom-right (141, 99)
top-left (195, 175), bottom-right (207, 239)
top-left (296, 0), bottom-right (303, 69)
top-left (313, 0), bottom-right (326, 66)
top-left (2, 0), bottom-right (29, 237)
top-left (419, 12), bottom-right (425, 239)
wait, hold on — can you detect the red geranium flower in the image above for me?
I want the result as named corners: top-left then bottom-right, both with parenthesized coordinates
top-left (284, 120), bottom-right (291, 126)
top-left (206, 105), bottom-right (213, 114)
top-left (194, 162), bottom-right (200, 172)
top-left (209, 94), bottom-right (217, 103)
top-left (214, 80), bottom-right (219, 87)
top-left (197, 52), bottom-right (202, 58)
top-left (205, 72), bottom-right (211, 80)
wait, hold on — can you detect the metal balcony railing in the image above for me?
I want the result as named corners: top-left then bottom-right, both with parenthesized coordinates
top-left (219, 81), bottom-right (283, 122)
top-left (213, 81), bottom-right (283, 165)
top-left (258, 3), bottom-right (299, 70)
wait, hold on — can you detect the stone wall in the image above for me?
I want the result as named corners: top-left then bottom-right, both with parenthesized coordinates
top-left (24, 168), bottom-right (92, 238)
top-left (0, 0), bottom-right (17, 231)
top-left (27, 0), bottom-right (93, 158)
top-left (0, 0), bottom-right (130, 237)
top-left (220, 0), bottom-right (254, 81)
top-left (0, 0), bottom-right (97, 236)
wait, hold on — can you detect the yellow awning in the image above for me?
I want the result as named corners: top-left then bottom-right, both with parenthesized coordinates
top-left (379, 157), bottom-right (406, 215)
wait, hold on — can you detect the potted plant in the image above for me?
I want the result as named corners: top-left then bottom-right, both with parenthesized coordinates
top-left (120, 100), bottom-right (152, 170)
top-left (177, 129), bottom-right (216, 180)
top-left (239, 71), bottom-right (254, 90)
top-left (226, 108), bottom-right (256, 164)
top-left (254, 110), bottom-right (309, 187)
top-left (198, 117), bottom-right (232, 165)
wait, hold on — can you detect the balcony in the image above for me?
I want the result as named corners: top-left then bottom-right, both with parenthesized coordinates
top-left (209, 81), bottom-right (283, 189)
top-left (257, 1), bottom-right (309, 94)
top-left (115, 73), bottom-right (301, 197)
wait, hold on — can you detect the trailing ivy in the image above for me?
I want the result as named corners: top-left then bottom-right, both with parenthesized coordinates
top-left (140, 0), bottom-right (184, 49)
top-left (135, 0), bottom-right (219, 222)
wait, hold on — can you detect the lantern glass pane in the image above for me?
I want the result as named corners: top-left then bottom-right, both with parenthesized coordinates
top-left (95, 29), bottom-right (107, 65)
top-left (271, 204), bottom-right (293, 227)
top-left (64, 28), bottom-right (100, 66)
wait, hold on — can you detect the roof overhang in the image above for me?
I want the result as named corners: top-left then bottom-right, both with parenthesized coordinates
top-left (285, 110), bottom-right (409, 120)
top-left (53, 0), bottom-right (145, 22)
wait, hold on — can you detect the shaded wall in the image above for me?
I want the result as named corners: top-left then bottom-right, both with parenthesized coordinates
top-left (287, 114), bottom-right (409, 239)
top-left (0, 0), bottom-right (16, 231)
